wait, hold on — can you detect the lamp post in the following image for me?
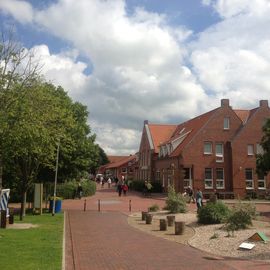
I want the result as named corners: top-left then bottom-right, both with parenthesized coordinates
top-left (52, 140), bottom-right (60, 216)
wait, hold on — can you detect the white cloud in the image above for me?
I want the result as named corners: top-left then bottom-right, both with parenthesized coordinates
top-left (5, 0), bottom-right (270, 154)
top-left (0, 0), bottom-right (33, 23)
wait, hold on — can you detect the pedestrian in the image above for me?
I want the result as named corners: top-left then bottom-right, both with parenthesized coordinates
top-left (122, 181), bottom-right (128, 196)
top-left (187, 186), bottom-right (195, 203)
top-left (100, 176), bottom-right (104, 188)
top-left (77, 183), bottom-right (83, 199)
top-left (117, 177), bottom-right (123, 197)
top-left (107, 177), bottom-right (112, 188)
top-left (195, 188), bottom-right (203, 210)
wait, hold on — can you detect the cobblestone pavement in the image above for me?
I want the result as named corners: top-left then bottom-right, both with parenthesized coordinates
top-left (63, 185), bottom-right (270, 270)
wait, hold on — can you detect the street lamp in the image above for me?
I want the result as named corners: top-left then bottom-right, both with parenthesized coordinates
top-left (52, 139), bottom-right (60, 216)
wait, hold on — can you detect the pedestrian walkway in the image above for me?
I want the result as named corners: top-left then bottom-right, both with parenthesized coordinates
top-left (63, 186), bottom-right (270, 270)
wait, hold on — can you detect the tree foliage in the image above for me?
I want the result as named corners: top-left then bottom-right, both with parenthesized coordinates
top-left (256, 118), bottom-right (270, 176)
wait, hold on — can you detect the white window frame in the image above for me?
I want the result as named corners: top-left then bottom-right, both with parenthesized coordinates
top-left (247, 144), bottom-right (254, 156)
top-left (216, 168), bottom-right (225, 189)
top-left (258, 175), bottom-right (266, 190)
top-left (224, 117), bottom-right (230, 130)
top-left (183, 168), bottom-right (192, 189)
top-left (204, 168), bottom-right (213, 189)
top-left (215, 143), bottom-right (224, 162)
top-left (121, 167), bottom-right (127, 173)
top-left (204, 142), bottom-right (212, 155)
top-left (245, 168), bottom-right (254, 189)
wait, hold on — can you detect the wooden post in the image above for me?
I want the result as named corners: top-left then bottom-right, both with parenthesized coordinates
top-left (167, 215), bottom-right (175, 226)
top-left (98, 199), bottom-right (100, 212)
top-left (129, 200), bottom-right (131, 212)
top-left (160, 219), bottom-right (167, 231)
top-left (0, 210), bottom-right (7, 228)
top-left (142, 211), bottom-right (148, 221)
top-left (145, 213), bottom-right (153, 224)
top-left (175, 221), bottom-right (185, 235)
top-left (84, 199), bottom-right (86, 211)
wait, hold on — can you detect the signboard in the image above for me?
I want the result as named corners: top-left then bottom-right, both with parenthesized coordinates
top-left (0, 189), bottom-right (10, 211)
top-left (33, 183), bottom-right (43, 214)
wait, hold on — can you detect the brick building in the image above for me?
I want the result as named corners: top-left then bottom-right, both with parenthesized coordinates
top-left (136, 99), bottom-right (270, 198)
top-left (98, 155), bottom-right (138, 180)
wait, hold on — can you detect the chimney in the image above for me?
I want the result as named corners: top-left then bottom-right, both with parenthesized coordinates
top-left (221, 99), bottom-right (230, 107)
top-left (144, 120), bottom-right (148, 125)
top-left (259, 100), bottom-right (268, 107)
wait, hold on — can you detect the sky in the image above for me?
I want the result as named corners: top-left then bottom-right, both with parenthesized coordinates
top-left (1, 0), bottom-right (270, 155)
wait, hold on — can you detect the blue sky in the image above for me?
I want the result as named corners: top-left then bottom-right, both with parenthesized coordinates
top-left (1, 0), bottom-right (270, 155)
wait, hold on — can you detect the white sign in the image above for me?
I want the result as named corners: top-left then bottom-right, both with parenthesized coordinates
top-left (239, 242), bottom-right (255, 250)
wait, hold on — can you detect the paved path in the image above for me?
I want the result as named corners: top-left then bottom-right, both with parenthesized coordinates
top-left (63, 186), bottom-right (270, 270)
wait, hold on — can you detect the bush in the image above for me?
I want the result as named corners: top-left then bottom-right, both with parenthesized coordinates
top-left (129, 180), bottom-right (145, 191)
top-left (148, 204), bottom-right (160, 212)
top-left (197, 201), bottom-right (230, 224)
top-left (164, 185), bottom-right (187, 213)
top-left (52, 179), bottom-right (96, 199)
top-left (225, 201), bottom-right (256, 231)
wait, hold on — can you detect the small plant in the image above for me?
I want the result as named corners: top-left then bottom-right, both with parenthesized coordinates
top-left (197, 201), bottom-right (230, 224)
top-left (148, 204), bottom-right (159, 212)
top-left (224, 201), bottom-right (256, 233)
top-left (209, 232), bottom-right (219, 240)
top-left (164, 185), bottom-right (187, 213)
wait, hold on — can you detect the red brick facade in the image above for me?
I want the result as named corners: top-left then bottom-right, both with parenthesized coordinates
top-left (136, 99), bottom-right (270, 197)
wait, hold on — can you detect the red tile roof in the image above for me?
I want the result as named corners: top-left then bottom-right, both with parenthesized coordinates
top-left (107, 156), bottom-right (128, 163)
top-left (169, 108), bottom-right (218, 157)
top-left (148, 124), bottom-right (177, 153)
top-left (106, 155), bottom-right (136, 169)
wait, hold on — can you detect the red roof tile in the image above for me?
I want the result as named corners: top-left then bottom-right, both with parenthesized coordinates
top-left (148, 124), bottom-right (177, 153)
top-left (106, 155), bottom-right (136, 169)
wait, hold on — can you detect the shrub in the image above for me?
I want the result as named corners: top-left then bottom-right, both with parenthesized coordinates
top-left (197, 201), bottom-right (230, 224)
top-left (129, 180), bottom-right (145, 191)
top-left (225, 201), bottom-right (256, 232)
top-left (148, 204), bottom-right (160, 212)
top-left (164, 185), bottom-right (187, 213)
top-left (54, 179), bottom-right (96, 199)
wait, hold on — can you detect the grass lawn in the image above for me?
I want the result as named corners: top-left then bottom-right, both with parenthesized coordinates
top-left (0, 212), bottom-right (63, 270)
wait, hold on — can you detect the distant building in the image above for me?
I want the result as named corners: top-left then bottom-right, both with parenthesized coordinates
top-left (97, 155), bottom-right (137, 180)
top-left (136, 99), bottom-right (270, 198)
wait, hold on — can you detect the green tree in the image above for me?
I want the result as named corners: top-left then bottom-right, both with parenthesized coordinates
top-left (0, 29), bottom-right (40, 189)
top-left (256, 118), bottom-right (270, 176)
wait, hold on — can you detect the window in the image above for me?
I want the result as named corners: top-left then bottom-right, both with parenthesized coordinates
top-left (224, 117), bottom-right (230, 129)
top-left (247, 144), bottom-right (254, 156)
top-left (256, 143), bottom-right (264, 155)
top-left (245, 168), bottom-right (254, 189)
top-left (204, 168), bottom-right (213, 189)
top-left (216, 168), bottom-right (225, 189)
top-left (121, 167), bottom-right (127, 173)
top-left (183, 168), bottom-right (192, 188)
top-left (128, 167), bottom-right (133, 173)
top-left (204, 142), bottom-right (212, 154)
top-left (216, 143), bottom-right (224, 162)
top-left (258, 174), bottom-right (266, 189)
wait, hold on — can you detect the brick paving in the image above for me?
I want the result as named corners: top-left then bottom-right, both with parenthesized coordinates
top-left (63, 185), bottom-right (270, 270)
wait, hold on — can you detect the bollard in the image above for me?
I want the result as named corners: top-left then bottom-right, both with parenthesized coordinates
top-left (9, 208), bottom-right (14, 224)
top-left (84, 199), bottom-right (86, 212)
top-left (0, 210), bottom-right (7, 229)
top-left (142, 211), bottom-right (148, 221)
top-left (98, 199), bottom-right (101, 212)
top-left (175, 221), bottom-right (185, 235)
top-left (145, 213), bottom-right (153, 224)
top-left (160, 219), bottom-right (167, 231)
top-left (129, 200), bottom-right (131, 212)
top-left (167, 215), bottom-right (175, 227)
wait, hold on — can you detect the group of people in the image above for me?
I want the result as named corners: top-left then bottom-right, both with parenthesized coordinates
top-left (116, 176), bottom-right (129, 197)
top-left (184, 186), bottom-right (203, 210)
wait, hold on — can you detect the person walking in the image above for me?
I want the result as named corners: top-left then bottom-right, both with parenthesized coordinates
top-left (117, 177), bottom-right (123, 197)
top-left (107, 177), bottom-right (112, 188)
top-left (187, 186), bottom-right (195, 203)
top-left (195, 188), bottom-right (203, 211)
top-left (77, 183), bottom-right (83, 199)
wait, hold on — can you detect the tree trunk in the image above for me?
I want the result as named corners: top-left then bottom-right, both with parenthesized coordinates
top-left (20, 191), bottom-right (27, 220)
top-left (0, 152), bottom-right (3, 189)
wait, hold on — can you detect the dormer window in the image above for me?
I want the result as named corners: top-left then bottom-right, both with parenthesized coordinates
top-left (224, 117), bottom-right (230, 130)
